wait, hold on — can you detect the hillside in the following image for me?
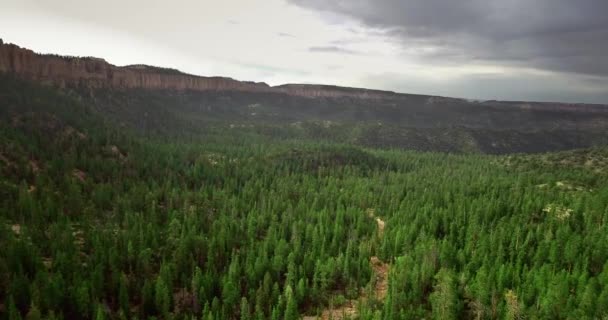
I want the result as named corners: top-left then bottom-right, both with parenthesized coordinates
top-left (0, 71), bottom-right (607, 319)
top-left (3, 0), bottom-right (608, 316)
top-left (1, 40), bottom-right (607, 154)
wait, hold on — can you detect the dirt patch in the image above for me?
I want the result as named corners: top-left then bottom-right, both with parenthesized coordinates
top-left (107, 145), bottom-right (127, 160)
top-left (366, 208), bottom-right (376, 217)
top-left (0, 153), bottom-right (12, 166)
top-left (30, 160), bottom-right (41, 174)
top-left (62, 126), bottom-right (87, 140)
top-left (173, 288), bottom-right (195, 314)
top-left (543, 204), bottom-right (573, 220)
top-left (204, 153), bottom-right (224, 166)
top-left (42, 257), bottom-right (53, 269)
top-left (11, 224), bottom-right (21, 235)
top-left (303, 300), bottom-right (358, 320)
top-left (72, 227), bottom-right (85, 248)
top-left (72, 169), bottom-right (86, 182)
top-left (376, 218), bottom-right (385, 235)
top-left (303, 214), bottom-right (390, 319)
top-left (367, 209), bottom-right (385, 235)
top-left (370, 256), bottom-right (389, 300)
top-left (556, 181), bottom-right (587, 192)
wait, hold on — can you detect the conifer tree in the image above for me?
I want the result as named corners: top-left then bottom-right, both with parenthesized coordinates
top-left (430, 268), bottom-right (458, 320)
top-left (118, 273), bottom-right (129, 315)
top-left (8, 296), bottom-right (23, 320)
top-left (155, 276), bottom-right (171, 317)
top-left (95, 304), bottom-right (105, 320)
top-left (24, 303), bottom-right (41, 320)
top-left (284, 285), bottom-right (299, 320)
top-left (240, 297), bottom-right (251, 320)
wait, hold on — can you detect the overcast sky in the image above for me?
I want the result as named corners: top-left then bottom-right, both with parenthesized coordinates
top-left (1, 0), bottom-right (607, 103)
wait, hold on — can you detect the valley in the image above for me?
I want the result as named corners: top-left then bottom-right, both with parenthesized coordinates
top-left (0, 41), bottom-right (607, 319)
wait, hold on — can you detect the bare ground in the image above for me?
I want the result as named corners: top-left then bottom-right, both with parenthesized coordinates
top-left (303, 212), bottom-right (389, 319)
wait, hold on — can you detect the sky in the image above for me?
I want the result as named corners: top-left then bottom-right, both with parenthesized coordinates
top-left (1, 0), bottom-right (607, 103)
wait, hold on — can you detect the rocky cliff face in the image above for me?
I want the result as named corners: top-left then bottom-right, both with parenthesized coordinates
top-left (0, 41), bottom-right (406, 99)
top-left (0, 41), bottom-right (272, 92)
top-left (1, 40), bottom-right (607, 110)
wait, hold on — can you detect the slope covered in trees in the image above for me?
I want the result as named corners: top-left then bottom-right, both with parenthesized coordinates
top-left (0, 76), bottom-right (607, 319)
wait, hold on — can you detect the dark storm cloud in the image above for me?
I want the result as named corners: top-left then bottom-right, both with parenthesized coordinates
top-left (309, 46), bottom-right (361, 55)
top-left (289, 0), bottom-right (608, 76)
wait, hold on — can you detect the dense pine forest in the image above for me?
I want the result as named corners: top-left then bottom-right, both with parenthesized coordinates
top-left (1, 75), bottom-right (608, 320)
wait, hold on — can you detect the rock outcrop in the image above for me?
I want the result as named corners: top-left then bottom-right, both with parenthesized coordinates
top-left (0, 41), bottom-right (415, 100)
top-left (0, 41), bottom-right (271, 92)
top-left (1, 40), bottom-right (607, 110)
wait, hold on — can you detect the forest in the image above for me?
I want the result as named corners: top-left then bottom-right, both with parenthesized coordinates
top-left (0, 76), bottom-right (607, 319)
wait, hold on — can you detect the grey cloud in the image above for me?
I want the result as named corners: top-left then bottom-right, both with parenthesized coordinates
top-left (289, 0), bottom-right (608, 76)
top-left (309, 46), bottom-right (360, 55)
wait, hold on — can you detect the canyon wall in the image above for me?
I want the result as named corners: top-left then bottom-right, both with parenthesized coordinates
top-left (1, 40), bottom-right (607, 111)
top-left (0, 41), bottom-right (272, 92)
top-left (0, 40), bottom-right (402, 99)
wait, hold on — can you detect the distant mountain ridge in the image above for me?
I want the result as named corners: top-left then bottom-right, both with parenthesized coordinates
top-left (2, 39), bottom-right (606, 109)
top-left (1, 39), bottom-right (608, 154)
top-left (0, 40), bottom-right (270, 93)
top-left (0, 39), bottom-right (415, 100)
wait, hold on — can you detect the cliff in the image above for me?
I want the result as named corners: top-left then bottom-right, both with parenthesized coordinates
top-left (0, 40), bottom-right (421, 100)
top-left (0, 41), bottom-right (271, 92)
top-left (1, 40), bottom-right (607, 109)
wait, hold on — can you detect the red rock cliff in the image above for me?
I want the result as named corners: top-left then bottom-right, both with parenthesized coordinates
top-left (4, 40), bottom-right (604, 110)
top-left (0, 41), bottom-right (271, 92)
top-left (0, 41), bottom-right (405, 100)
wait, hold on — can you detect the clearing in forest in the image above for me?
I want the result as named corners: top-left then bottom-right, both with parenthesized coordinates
top-left (303, 211), bottom-right (390, 320)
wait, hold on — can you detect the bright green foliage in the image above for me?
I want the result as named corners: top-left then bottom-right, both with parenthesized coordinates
top-left (284, 285), bottom-right (299, 320)
top-left (240, 297), bottom-right (251, 320)
top-left (430, 268), bottom-right (459, 320)
top-left (94, 304), bottom-right (105, 320)
top-left (154, 277), bottom-right (171, 317)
